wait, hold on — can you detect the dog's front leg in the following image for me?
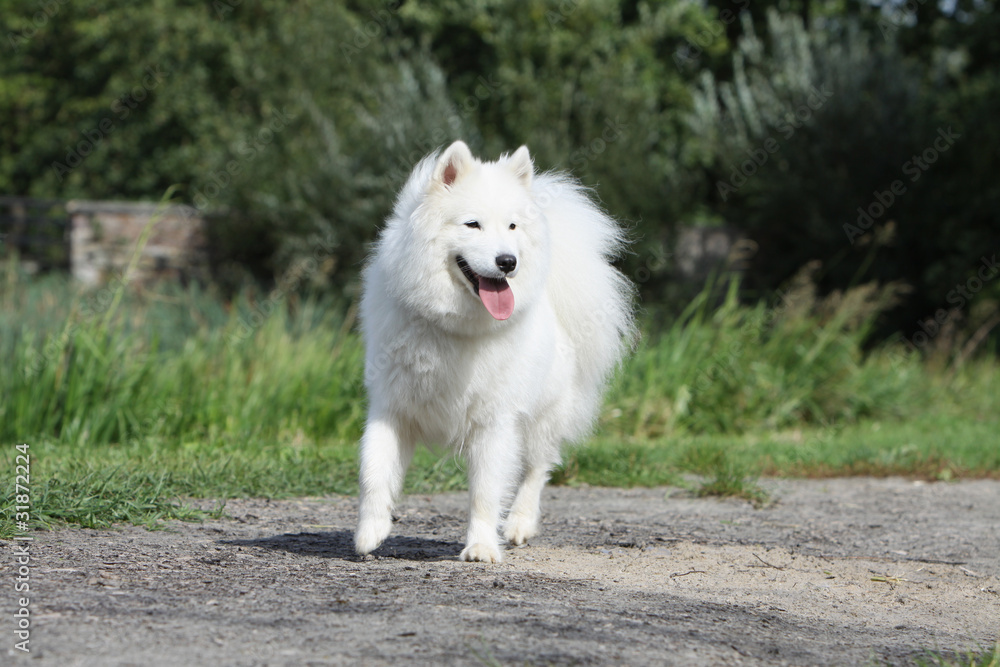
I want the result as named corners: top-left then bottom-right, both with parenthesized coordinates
top-left (355, 416), bottom-right (413, 556)
top-left (460, 422), bottom-right (520, 563)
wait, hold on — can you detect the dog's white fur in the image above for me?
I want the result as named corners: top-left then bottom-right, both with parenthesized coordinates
top-left (355, 141), bottom-right (635, 563)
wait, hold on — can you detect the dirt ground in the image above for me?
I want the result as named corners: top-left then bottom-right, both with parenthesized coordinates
top-left (6, 478), bottom-right (1000, 666)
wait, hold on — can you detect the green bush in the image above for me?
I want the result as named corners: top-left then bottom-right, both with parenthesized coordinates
top-left (686, 9), bottom-right (1000, 344)
top-left (2, 262), bottom-right (933, 448)
top-left (2, 0), bottom-right (998, 346)
top-left (0, 0), bottom-right (467, 289)
top-left (603, 268), bottom-right (922, 438)
top-left (1, 263), bottom-right (366, 447)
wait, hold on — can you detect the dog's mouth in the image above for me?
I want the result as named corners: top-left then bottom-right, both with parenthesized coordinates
top-left (456, 256), bottom-right (514, 321)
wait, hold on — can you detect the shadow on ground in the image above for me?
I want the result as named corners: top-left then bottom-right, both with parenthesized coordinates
top-left (224, 530), bottom-right (461, 561)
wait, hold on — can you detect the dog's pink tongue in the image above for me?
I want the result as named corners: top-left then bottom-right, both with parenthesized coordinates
top-left (478, 277), bottom-right (514, 320)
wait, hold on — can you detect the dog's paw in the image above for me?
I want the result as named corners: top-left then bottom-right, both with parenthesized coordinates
top-left (459, 542), bottom-right (503, 564)
top-left (503, 513), bottom-right (538, 546)
top-left (354, 517), bottom-right (392, 556)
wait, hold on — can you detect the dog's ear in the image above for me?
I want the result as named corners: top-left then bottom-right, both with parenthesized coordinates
top-left (507, 145), bottom-right (533, 186)
top-left (434, 141), bottom-right (475, 187)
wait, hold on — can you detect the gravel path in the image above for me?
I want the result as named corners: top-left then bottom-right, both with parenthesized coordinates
top-left (6, 478), bottom-right (999, 666)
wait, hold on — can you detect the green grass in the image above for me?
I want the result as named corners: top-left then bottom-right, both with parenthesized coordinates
top-left (914, 642), bottom-right (1000, 667)
top-left (567, 410), bottom-right (1000, 480)
top-left (6, 408), bottom-right (997, 537)
top-left (0, 259), bottom-right (998, 536)
top-left (1, 435), bottom-right (467, 535)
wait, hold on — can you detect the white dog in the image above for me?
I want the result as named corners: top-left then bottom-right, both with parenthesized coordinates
top-left (354, 141), bottom-right (635, 563)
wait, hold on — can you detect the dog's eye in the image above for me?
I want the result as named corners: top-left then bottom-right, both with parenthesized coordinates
top-left (509, 223), bottom-right (516, 230)
top-left (464, 221), bottom-right (481, 229)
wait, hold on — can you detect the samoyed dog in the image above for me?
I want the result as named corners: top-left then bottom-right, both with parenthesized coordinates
top-left (355, 141), bottom-right (635, 563)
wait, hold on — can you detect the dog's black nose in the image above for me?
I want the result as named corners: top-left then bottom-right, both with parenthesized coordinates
top-left (495, 254), bottom-right (517, 274)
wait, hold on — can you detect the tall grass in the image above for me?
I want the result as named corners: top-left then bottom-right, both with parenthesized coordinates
top-left (1, 260), bottom-right (991, 448)
top-left (1, 267), bottom-right (365, 447)
top-left (1, 257), bottom-right (998, 534)
top-left (605, 267), bottom-right (927, 438)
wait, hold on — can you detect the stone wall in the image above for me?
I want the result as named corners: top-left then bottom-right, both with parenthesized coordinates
top-left (11, 194), bottom-right (749, 289)
top-left (68, 200), bottom-right (208, 286)
top-left (674, 225), bottom-right (754, 282)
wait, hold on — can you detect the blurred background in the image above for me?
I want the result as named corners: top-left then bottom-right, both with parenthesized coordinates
top-left (1, 1), bottom-right (998, 527)
top-left (2, 0), bottom-right (998, 333)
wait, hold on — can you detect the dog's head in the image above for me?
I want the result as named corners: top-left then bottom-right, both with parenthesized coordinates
top-left (376, 141), bottom-right (551, 331)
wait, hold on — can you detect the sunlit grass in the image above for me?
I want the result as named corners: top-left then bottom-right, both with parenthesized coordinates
top-left (914, 642), bottom-right (1000, 667)
top-left (0, 259), bottom-right (997, 535)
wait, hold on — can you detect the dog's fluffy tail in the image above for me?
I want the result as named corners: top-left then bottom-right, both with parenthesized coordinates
top-left (534, 173), bottom-right (637, 434)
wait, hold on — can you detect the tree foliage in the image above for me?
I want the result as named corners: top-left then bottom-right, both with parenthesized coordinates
top-left (0, 0), bottom-right (997, 339)
top-left (687, 9), bottom-right (1000, 336)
